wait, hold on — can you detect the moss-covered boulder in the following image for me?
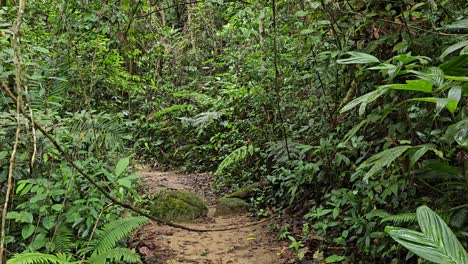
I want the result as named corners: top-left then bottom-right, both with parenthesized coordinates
top-left (214, 198), bottom-right (250, 216)
top-left (224, 182), bottom-right (262, 200)
top-left (148, 190), bottom-right (208, 222)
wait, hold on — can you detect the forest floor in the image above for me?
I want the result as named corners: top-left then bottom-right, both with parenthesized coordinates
top-left (131, 167), bottom-right (294, 264)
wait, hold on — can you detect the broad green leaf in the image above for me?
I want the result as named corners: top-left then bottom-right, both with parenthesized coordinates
top-left (326, 254), bottom-right (346, 263)
top-left (439, 75), bottom-right (468, 82)
top-left (440, 55), bottom-right (468, 76)
top-left (115, 157), bottom-right (130, 177)
top-left (358, 146), bottom-right (411, 181)
top-left (15, 180), bottom-right (28, 194)
top-left (417, 206), bottom-right (468, 264)
top-left (51, 204), bottom-right (64, 211)
top-left (412, 86), bottom-right (461, 114)
top-left (379, 80), bottom-right (433, 93)
top-left (22, 224), bottom-right (35, 239)
top-left (337, 52), bottom-right (380, 64)
top-left (386, 206), bottom-right (468, 264)
top-left (446, 86), bottom-right (462, 113)
top-left (30, 193), bottom-right (48, 203)
top-left (6, 211), bottom-right (34, 224)
top-left (409, 144), bottom-right (443, 167)
top-left (117, 174), bottom-right (141, 188)
top-left (440, 40), bottom-right (468, 60)
top-left (295, 10), bottom-right (308, 17)
top-left (367, 63), bottom-right (396, 70)
top-left (43, 216), bottom-right (56, 230)
top-left (386, 226), bottom-right (457, 264)
top-left (310, 2), bottom-right (320, 9)
top-left (30, 233), bottom-right (47, 251)
top-left (445, 119), bottom-right (468, 148)
top-left (117, 178), bottom-right (132, 188)
top-left (32, 46), bottom-right (50, 53)
top-left (304, 208), bottom-right (333, 219)
top-left (340, 89), bottom-right (387, 114)
top-left (343, 119), bottom-right (368, 142)
top-left (445, 19), bottom-right (468, 30)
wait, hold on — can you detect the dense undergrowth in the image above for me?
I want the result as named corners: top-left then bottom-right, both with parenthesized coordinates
top-left (0, 0), bottom-right (467, 263)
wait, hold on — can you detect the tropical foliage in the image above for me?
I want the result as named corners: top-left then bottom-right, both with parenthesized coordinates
top-left (1, 0), bottom-right (467, 263)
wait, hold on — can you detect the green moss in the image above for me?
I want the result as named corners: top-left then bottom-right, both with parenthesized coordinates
top-left (224, 182), bottom-right (262, 199)
top-left (148, 190), bottom-right (208, 222)
top-left (214, 198), bottom-right (250, 216)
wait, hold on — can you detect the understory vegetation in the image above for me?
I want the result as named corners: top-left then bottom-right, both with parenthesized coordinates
top-left (0, 0), bottom-right (467, 263)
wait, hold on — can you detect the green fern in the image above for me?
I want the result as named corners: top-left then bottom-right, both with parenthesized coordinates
top-left (152, 104), bottom-right (194, 119)
top-left (66, 111), bottom-right (128, 152)
top-left (87, 248), bottom-right (141, 264)
top-left (179, 111), bottom-right (222, 136)
top-left (266, 141), bottom-right (312, 162)
top-left (7, 252), bottom-right (76, 264)
top-left (382, 213), bottom-right (417, 225)
top-left (8, 217), bottom-right (149, 264)
top-left (52, 226), bottom-right (74, 253)
top-left (215, 145), bottom-right (257, 176)
top-left (172, 91), bottom-right (216, 106)
top-left (88, 216), bottom-right (149, 255)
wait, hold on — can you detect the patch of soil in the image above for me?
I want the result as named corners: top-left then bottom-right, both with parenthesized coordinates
top-left (134, 167), bottom-right (294, 264)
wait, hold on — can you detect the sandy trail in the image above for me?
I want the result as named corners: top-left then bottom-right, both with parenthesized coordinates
top-left (132, 168), bottom-right (291, 264)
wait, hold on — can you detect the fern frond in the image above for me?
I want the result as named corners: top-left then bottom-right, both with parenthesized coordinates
top-left (179, 111), bottom-right (222, 136)
top-left (90, 216), bottom-right (149, 255)
top-left (86, 248), bottom-right (141, 264)
top-left (266, 140), bottom-right (304, 162)
top-left (152, 104), bottom-right (194, 119)
top-left (382, 213), bottom-right (417, 225)
top-left (6, 252), bottom-right (76, 264)
top-left (180, 111), bottom-right (221, 127)
top-left (215, 145), bottom-right (257, 175)
top-left (172, 91), bottom-right (216, 106)
top-left (53, 226), bottom-right (74, 253)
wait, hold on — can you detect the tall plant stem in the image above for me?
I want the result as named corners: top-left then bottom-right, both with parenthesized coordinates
top-left (272, 0), bottom-right (290, 160)
top-left (0, 0), bottom-right (25, 262)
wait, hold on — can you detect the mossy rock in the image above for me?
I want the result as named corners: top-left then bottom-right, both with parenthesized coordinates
top-left (148, 190), bottom-right (208, 222)
top-left (214, 198), bottom-right (250, 216)
top-left (224, 182), bottom-right (262, 200)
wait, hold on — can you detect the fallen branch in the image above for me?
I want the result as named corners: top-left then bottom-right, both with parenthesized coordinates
top-left (0, 83), bottom-right (269, 232)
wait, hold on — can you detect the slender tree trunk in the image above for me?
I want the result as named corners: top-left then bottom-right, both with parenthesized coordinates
top-left (0, 0), bottom-right (25, 262)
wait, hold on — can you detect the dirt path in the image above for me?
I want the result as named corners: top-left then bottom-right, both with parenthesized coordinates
top-left (132, 168), bottom-right (292, 264)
